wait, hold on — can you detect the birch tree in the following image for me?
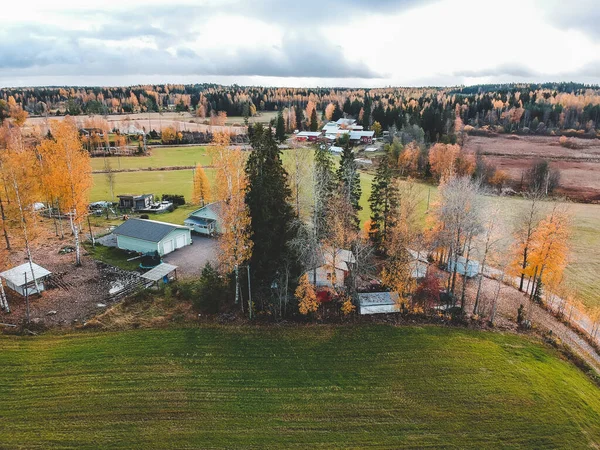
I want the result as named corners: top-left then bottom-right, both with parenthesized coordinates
top-left (209, 131), bottom-right (252, 307)
top-left (38, 119), bottom-right (92, 266)
top-left (0, 125), bottom-right (42, 291)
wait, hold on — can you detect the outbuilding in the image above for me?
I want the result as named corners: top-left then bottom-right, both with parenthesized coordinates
top-left (113, 218), bottom-right (192, 256)
top-left (0, 262), bottom-right (52, 296)
top-left (358, 292), bottom-right (400, 315)
top-left (448, 256), bottom-right (480, 278)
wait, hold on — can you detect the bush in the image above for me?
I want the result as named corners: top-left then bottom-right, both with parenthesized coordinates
top-left (162, 194), bottom-right (185, 206)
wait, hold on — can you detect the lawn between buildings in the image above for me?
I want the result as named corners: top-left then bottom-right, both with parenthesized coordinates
top-left (0, 325), bottom-right (599, 449)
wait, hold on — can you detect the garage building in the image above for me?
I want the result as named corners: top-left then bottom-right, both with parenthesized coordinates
top-left (113, 218), bottom-right (192, 256)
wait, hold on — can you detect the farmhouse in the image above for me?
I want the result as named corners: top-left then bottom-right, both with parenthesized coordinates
top-left (0, 263), bottom-right (52, 297)
top-left (305, 247), bottom-right (356, 290)
top-left (113, 218), bottom-right (192, 256)
top-left (350, 130), bottom-right (375, 144)
top-left (358, 292), bottom-right (400, 315)
top-left (118, 194), bottom-right (154, 211)
top-left (294, 131), bottom-right (321, 142)
top-left (184, 202), bottom-right (223, 236)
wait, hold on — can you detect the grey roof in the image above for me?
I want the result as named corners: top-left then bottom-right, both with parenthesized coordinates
top-left (0, 263), bottom-right (51, 287)
top-left (190, 201), bottom-right (224, 219)
top-left (358, 292), bottom-right (400, 315)
top-left (141, 263), bottom-right (178, 282)
top-left (113, 219), bottom-right (188, 243)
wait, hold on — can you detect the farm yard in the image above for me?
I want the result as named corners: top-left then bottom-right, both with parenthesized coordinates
top-left (1, 325), bottom-right (599, 449)
top-left (87, 145), bottom-right (600, 309)
top-left (464, 134), bottom-right (600, 202)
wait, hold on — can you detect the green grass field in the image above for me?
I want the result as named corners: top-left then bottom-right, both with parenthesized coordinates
top-left (90, 146), bottom-right (211, 172)
top-left (0, 325), bottom-right (599, 448)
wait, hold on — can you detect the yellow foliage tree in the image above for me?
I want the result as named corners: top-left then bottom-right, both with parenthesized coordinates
top-left (161, 126), bottom-right (176, 144)
top-left (38, 118), bottom-right (92, 266)
top-left (296, 273), bottom-right (319, 315)
top-left (192, 165), bottom-right (211, 206)
top-left (209, 132), bottom-right (252, 306)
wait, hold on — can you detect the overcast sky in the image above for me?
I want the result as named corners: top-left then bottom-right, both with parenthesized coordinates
top-left (1, 0), bottom-right (599, 88)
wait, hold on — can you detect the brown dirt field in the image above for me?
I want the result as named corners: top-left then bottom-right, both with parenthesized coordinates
top-left (0, 224), bottom-right (138, 328)
top-left (463, 134), bottom-right (600, 202)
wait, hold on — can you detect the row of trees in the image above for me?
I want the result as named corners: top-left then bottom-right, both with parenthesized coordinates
top-left (0, 109), bottom-right (92, 312)
top-left (4, 82), bottom-right (600, 143)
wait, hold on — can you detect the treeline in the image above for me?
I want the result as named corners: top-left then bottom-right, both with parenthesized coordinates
top-left (2, 83), bottom-right (600, 143)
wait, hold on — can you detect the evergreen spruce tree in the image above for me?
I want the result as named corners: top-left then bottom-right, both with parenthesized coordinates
top-left (313, 146), bottom-right (336, 241)
top-left (337, 142), bottom-right (362, 230)
top-left (275, 111), bottom-right (286, 143)
top-left (362, 94), bottom-right (372, 129)
top-left (332, 103), bottom-right (344, 122)
top-left (368, 152), bottom-right (398, 252)
top-left (310, 108), bottom-right (319, 132)
top-left (295, 105), bottom-right (303, 131)
top-left (245, 124), bottom-right (298, 309)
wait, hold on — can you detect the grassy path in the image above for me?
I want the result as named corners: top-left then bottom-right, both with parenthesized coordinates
top-left (1, 325), bottom-right (600, 448)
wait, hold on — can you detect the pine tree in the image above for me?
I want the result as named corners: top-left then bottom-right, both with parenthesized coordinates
top-left (368, 152), bottom-right (398, 252)
top-left (275, 111), bottom-right (286, 143)
top-left (245, 124), bottom-right (298, 310)
top-left (337, 142), bottom-right (362, 230)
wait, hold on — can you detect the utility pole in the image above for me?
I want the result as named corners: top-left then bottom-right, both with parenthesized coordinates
top-left (87, 215), bottom-right (95, 247)
top-left (247, 265), bottom-right (252, 320)
top-left (24, 271), bottom-right (30, 325)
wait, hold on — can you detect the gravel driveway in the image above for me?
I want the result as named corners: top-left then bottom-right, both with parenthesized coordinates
top-left (162, 235), bottom-right (218, 278)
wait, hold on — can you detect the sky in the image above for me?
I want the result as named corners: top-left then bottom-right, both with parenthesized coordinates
top-left (1, 0), bottom-right (600, 88)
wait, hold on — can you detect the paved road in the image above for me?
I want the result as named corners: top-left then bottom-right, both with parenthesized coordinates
top-left (162, 235), bottom-right (218, 278)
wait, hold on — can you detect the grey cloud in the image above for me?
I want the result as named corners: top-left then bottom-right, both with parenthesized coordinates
top-left (0, 28), bottom-right (380, 79)
top-left (453, 64), bottom-right (538, 79)
top-left (542, 0), bottom-right (600, 40)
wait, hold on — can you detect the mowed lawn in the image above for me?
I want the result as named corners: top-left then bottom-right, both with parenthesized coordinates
top-left (0, 325), bottom-right (599, 449)
top-left (90, 146), bottom-right (211, 171)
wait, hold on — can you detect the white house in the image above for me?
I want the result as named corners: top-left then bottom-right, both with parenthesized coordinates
top-left (305, 247), bottom-right (356, 290)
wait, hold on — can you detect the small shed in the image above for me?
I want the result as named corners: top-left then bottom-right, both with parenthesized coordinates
top-left (0, 263), bottom-right (52, 296)
top-left (448, 256), bottom-right (480, 278)
top-left (141, 263), bottom-right (178, 286)
top-left (184, 202), bottom-right (223, 236)
top-left (358, 292), bottom-right (400, 315)
top-left (113, 218), bottom-right (192, 256)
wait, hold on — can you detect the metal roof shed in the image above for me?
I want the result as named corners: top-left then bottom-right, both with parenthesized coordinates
top-left (141, 263), bottom-right (178, 286)
top-left (358, 292), bottom-right (400, 315)
top-left (0, 263), bottom-right (52, 296)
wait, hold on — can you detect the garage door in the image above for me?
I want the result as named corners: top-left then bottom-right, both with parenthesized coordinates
top-left (175, 234), bottom-right (186, 249)
top-left (163, 239), bottom-right (174, 255)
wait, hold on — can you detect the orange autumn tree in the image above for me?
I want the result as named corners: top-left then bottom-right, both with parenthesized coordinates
top-left (192, 164), bottom-right (211, 206)
top-left (428, 143), bottom-right (460, 181)
top-left (38, 119), bottom-right (92, 266)
top-left (209, 131), bottom-right (252, 307)
top-left (527, 207), bottom-right (571, 302)
top-left (296, 273), bottom-right (319, 316)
